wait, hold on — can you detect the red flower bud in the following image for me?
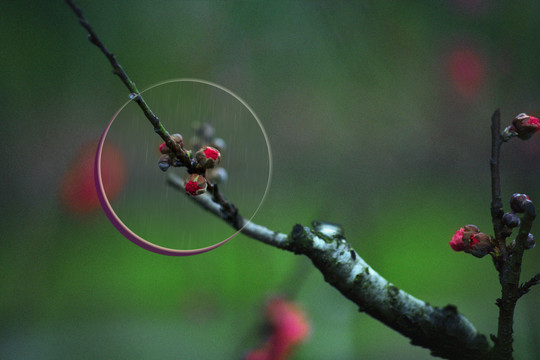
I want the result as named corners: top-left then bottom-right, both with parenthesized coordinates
top-left (450, 225), bottom-right (493, 257)
top-left (159, 142), bottom-right (170, 154)
top-left (195, 146), bottom-right (221, 169)
top-left (450, 227), bottom-right (467, 251)
top-left (511, 113), bottom-right (540, 140)
top-left (510, 193), bottom-right (531, 213)
top-left (467, 233), bottom-right (493, 258)
top-left (185, 174), bottom-right (207, 196)
top-left (158, 154), bottom-right (172, 172)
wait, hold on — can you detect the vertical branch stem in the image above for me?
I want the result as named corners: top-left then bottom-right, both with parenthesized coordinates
top-left (490, 109), bottom-right (507, 262)
top-left (65, 0), bottom-right (188, 162)
top-left (490, 109), bottom-right (537, 360)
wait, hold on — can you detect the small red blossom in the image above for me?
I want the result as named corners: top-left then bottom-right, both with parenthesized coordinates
top-left (450, 225), bottom-right (493, 258)
top-left (204, 147), bottom-right (219, 160)
top-left (511, 113), bottom-right (540, 140)
top-left (159, 142), bottom-right (169, 154)
top-left (449, 228), bottom-right (466, 251)
top-left (196, 146), bottom-right (221, 169)
top-left (245, 297), bottom-right (310, 360)
top-left (184, 174), bottom-right (207, 196)
top-left (469, 234), bottom-right (480, 247)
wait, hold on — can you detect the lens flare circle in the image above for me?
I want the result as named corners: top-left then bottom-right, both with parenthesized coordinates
top-left (95, 78), bottom-right (272, 256)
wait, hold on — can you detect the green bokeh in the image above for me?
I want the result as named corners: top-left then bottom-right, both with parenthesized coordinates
top-left (1, 1), bottom-right (539, 359)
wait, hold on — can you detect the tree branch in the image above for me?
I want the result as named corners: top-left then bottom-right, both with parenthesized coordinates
top-left (65, 0), bottom-right (238, 218)
top-left (489, 109), bottom-right (537, 360)
top-left (493, 201), bottom-right (536, 360)
top-left (68, 1), bottom-right (492, 358)
top-left (518, 272), bottom-right (540, 298)
top-left (490, 109), bottom-right (508, 266)
top-left (168, 174), bottom-right (490, 359)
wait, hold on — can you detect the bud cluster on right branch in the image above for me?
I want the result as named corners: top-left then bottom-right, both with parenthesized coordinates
top-left (450, 194), bottom-right (536, 259)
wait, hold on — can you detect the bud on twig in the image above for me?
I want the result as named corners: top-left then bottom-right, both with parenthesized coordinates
top-left (502, 212), bottom-right (520, 228)
top-left (195, 146), bottom-right (221, 169)
top-left (525, 234), bottom-right (536, 250)
top-left (509, 234), bottom-right (536, 251)
top-left (185, 174), bottom-right (207, 196)
top-left (510, 193), bottom-right (531, 213)
top-left (159, 142), bottom-right (170, 154)
top-left (206, 167), bottom-right (228, 184)
top-left (450, 225), bottom-right (494, 258)
top-left (511, 113), bottom-right (540, 140)
top-left (211, 137), bottom-right (227, 151)
top-left (171, 133), bottom-right (184, 147)
top-left (158, 154), bottom-right (172, 172)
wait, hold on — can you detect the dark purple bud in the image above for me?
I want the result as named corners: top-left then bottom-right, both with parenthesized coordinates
top-left (502, 212), bottom-right (520, 228)
top-left (510, 193), bottom-right (531, 213)
top-left (158, 154), bottom-right (172, 172)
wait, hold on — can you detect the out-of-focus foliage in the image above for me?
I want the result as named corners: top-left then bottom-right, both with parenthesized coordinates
top-left (1, 1), bottom-right (539, 359)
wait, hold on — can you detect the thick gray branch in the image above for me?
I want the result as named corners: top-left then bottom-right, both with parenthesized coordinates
top-left (167, 174), bottom-right (490, 359)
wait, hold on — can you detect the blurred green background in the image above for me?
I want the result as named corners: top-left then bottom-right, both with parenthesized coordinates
top-left (1, 1), bottom-right (540, 359)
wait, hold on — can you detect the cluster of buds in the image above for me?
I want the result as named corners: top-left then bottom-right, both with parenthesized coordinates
top-left (503, 113), bottom-right (540, 141)
top-left (156, 125), bottom-right (227, 197)
top-left (451, 194), bottom-right (536, 257)
top-left (449, 225), bottom-right (494, 258)
top-left (157, 133), bottom-right (184, 172)
top-left (507, 193), bottom-right (536, 251)
top-left (245, 297), bottom-right (310, 360)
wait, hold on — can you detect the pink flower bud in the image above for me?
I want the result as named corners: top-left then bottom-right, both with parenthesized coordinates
top-left (159, 142), bottom-right (170, 154)
top-left (450, 225), bottom-right (493, 257)
top-left (449, 227), bottom-right (467, 251)
top-left (511, 113), bottom-right (540, 140)
top-left (467, 233), bottom-right (493, 258)
top-left (510, 193), bottom-right (531, 213)
top-left (158, 154), bottom-right (172, 172)
top-left (195, 146), bottom-right (221, 169)
top-left (184, 174), bottom-right (207, 196)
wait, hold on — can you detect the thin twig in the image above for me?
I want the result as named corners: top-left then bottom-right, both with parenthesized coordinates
top-left (519, 272), bottom-right (540, 298)
top-left (165, 176), bottom-right (491, 360)
top-left (494, 199), bottom-right (536, 360)
top-left (65, 0), bottom-right (237, 218)
top-left (490, 109), bottom-right (508, 266)
top-left (68, 2), bottom-right (492, 358)
top-left (65, 0), bottom-right (178, 153)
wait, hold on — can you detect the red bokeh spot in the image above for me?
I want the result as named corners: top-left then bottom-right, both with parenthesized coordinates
top-left (448, 47), bottom-right (485, 99)
top-left (245, 297), bottom-right (310, 360)
top-left (60, 141), bottom-right (126, 214)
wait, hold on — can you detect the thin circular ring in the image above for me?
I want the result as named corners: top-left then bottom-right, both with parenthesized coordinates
top-left (95, 78), bottom-right (272, 256)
